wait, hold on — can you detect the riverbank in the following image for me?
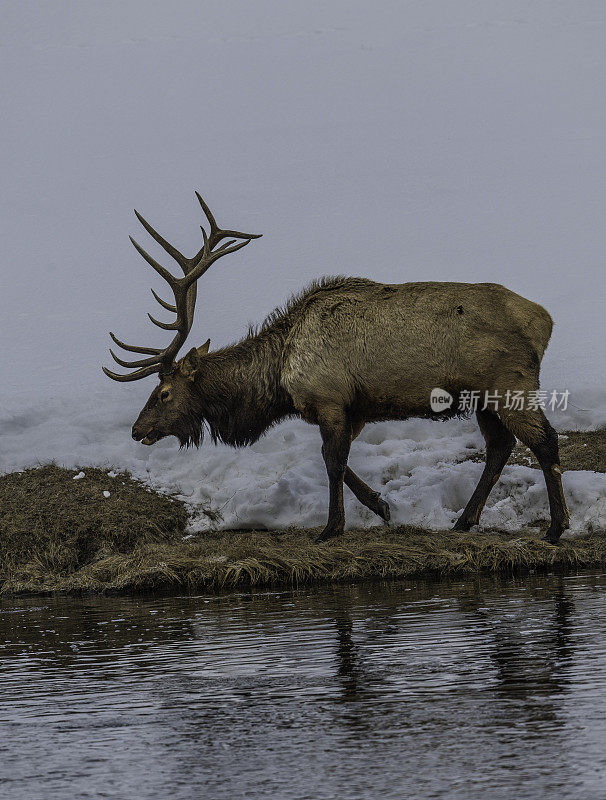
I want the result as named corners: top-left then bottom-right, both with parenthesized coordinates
top-left (1, 431), bottom-right (604, 595)
top-left (4, 520), bottom-right (606, 596)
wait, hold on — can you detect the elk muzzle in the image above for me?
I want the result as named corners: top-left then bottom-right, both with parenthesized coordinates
top-left (132, 424), bottom-right (163, 445)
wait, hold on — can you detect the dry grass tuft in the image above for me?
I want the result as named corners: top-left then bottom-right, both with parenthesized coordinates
top-left (0, 465), bottom-right (187, 593)
top-left (1, 445), bottom-right (605, 596)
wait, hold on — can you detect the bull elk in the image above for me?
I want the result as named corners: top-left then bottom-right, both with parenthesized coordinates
top-left (104, 193), bottom-right (569, 544)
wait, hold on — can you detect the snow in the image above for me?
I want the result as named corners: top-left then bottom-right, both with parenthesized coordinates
top-left (0, 392), bottom-right (604, 537)
top-left (0, 1), bottom-right (604, 537)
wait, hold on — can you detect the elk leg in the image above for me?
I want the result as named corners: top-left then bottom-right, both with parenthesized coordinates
top-left (344, 468), bottom-right (390, 523)
top-left (316, 407), bottom-right (352, 543)
top-left (503, 409), bottom-right (570, 544)
top-left (503, 410), bottom-right (569, 543)
top-left (344, 420), bottom-right (390, 522)
top-left (453, 409), bottom-right (515, 531)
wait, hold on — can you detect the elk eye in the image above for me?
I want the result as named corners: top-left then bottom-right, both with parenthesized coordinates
top-left (160, 390), bottom-right (171, 402)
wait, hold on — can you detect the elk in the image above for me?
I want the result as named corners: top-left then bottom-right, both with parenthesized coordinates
top-left (104, 193), bottom-right (569, 544)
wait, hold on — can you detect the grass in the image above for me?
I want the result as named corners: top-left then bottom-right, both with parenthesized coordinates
top-left (0, 465), bottom-right (187, 593)
top-left (507, 428), bottom-right (606, 472)
top-left (0, 430), bottom-right (604, 596)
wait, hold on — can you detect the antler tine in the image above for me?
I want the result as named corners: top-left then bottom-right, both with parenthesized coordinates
top-left (109, 349), bottom-right (164, 369)
top-left (195, 191), bottom-right (220, 243)
top-left (147, 313), bottom-right (180, 331)
top-left (103, 364), bottom-right (163, 382)
top-left (195, 191), bottom-right (262, 248)
top-left (134, 210), bottom-right (189, 270)
top-left (109, 332), bottom-right (162, 356)
top-left (214, 239), bottom-right (238, 253)
top-left (129, 237), bottom-right (178, 285)
top-left (150, 288), bottom-right (177, 312)
top-left (215, 228), bottom-right (262, 242)
top-left (180, 237), bottom-right (251, 291)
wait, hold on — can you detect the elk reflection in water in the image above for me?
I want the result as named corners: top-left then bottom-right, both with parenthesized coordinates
top-left (1, 573), bottom-right (605, 800)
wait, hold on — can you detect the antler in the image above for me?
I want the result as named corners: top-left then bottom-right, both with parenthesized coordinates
top-left (103, 193), bottom-right (261, 382)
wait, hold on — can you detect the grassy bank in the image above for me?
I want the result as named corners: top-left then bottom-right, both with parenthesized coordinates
top-left (1, 430), bottom-right (604, 596)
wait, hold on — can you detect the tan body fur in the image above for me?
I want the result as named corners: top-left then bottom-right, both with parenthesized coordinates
top-left (281, 279), bottom-right (552, 433)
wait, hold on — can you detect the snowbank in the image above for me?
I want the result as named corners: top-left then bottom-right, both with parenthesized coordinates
top-left (1, 389), bottom-right (604, 538)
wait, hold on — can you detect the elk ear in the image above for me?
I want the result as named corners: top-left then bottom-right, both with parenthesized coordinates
top-left (198, 338), bottom-right (211, 356)
top-left (180, 348), bottom-right (201, 382)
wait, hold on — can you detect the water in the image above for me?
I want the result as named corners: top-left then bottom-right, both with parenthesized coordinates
top-left (2, 572), bottom-right (606, 800)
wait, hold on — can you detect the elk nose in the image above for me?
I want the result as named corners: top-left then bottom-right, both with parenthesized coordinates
top-left (132, 426), bottom-right (143, 441)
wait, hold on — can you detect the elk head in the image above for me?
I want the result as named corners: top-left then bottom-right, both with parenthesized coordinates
top-left (103, 193), bottom-right (261, 446)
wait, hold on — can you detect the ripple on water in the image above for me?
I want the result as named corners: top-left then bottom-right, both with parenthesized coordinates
top-left (2, 572), bottom-right (606, 799)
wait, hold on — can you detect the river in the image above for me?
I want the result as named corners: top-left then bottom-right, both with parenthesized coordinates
top-left (2, 571), bottom-right (606, 799)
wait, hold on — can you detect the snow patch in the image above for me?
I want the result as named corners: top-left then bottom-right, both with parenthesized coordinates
top-left (0, 391), bottom-right (604, 538)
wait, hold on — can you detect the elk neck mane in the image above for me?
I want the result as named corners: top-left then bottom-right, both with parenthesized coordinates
top-left (182, 276), bottom-right (373, 448)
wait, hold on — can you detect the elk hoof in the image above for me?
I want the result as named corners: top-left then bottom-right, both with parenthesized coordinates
top-left (376, 498), bottom-right (390, 524)
top-left (542, 518), bottom-right (569, 544)
top-left (315, 525), bottom-right (344, 543)
top-left (452, 516), bottom-right (473, 532)
top-left (542, 525), bottom-right (564, 545)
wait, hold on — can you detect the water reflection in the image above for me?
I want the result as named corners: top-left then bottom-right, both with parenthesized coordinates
top-left (1, 573), bottom-right (606, 799)
top-left (334, 613), bottom-right (362, 699)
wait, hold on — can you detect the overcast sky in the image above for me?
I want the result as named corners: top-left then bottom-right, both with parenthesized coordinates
top-left (1, 0), bottom-right (605, 406)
